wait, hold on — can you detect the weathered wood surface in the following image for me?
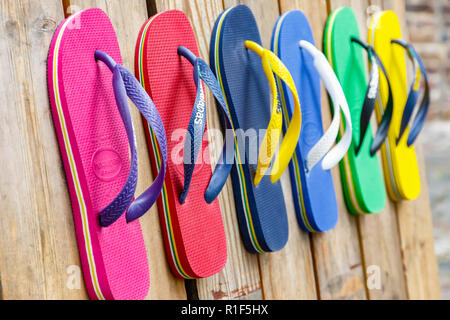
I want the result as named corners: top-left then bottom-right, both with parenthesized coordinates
top-left (344, 0), bottom-right (407, 300)
top-left (375, 0), bottom-right (440, 300)
top-left (0, 0), bottom-right (440, 300)
top-left (66, 0), bottom-right (186, 300)
top-left (228, 0), bottom-right (318, 300)
top-left (0, 0), bottom-right (86, 300)
top-left (152, 0), bottom-right (263, 300)
top-left (293, 0), bottom-right (367, 300)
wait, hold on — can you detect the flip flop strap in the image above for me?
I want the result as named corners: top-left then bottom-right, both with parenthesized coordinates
top-left (177, 47), bottom-right (234, 204)
top-left (298, 41), bottom-right (352, 172)
top-left (351, 38), bottom-right (393, 156)
top-left (392, 39), bottom-right (430, 146)
top-left (245, 41), bottom-right (302, 185)
top-left (95, 50), bottom-right (167, 227)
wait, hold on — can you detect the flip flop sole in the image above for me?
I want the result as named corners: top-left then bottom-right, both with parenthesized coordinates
top-left (48, 9), bottom-right (149, 300)
top-left (272, 10), bottom-right (338, 232)
top-left (324, 7), bottom-right (386, 214)
top-left (136, 10), bottom-right (227, 278)
top-left (210, 5), bottom-right (289, 252)
top-left (368, 11), bottom-right (421, 201)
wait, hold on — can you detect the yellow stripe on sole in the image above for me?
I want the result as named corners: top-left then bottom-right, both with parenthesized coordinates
top-left (368, 11), bottom-right (421, 201)
top-left (52, 11), bottom-right (105, 300)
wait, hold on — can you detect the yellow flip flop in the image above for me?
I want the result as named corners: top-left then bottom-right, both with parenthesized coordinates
top-left (368, 10), bottom-right (421, 201)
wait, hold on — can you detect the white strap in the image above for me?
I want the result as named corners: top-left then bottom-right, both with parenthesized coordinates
top-left (299, 40), bottom-right (352, 172)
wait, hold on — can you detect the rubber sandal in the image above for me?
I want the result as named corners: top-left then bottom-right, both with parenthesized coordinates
top-left (136, 10), bottom-right (233, 278)
top-left (210, 5), bottom-right (301, 252)
top-left (48, 8), bottom-right (167, 299)
top-left (272, 10), bottom-right (352, 232)
top-left (368, 10), bottom-right (425, 201)
top-left (324, 6), bottom-right (387, 214)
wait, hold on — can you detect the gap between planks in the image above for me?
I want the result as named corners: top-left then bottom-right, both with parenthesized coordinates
top-left (40, 0), bottom-right (440, 300)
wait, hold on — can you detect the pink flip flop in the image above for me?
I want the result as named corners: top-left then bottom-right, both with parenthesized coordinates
top-left (48, 8), bottom-right (167, 300)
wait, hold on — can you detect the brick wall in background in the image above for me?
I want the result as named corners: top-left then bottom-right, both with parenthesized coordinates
top-left (406, 0), bottom-right (449, 119)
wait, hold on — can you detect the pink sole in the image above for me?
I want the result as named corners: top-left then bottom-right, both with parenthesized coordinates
top-left (48, 8), bottom-right (149, 300)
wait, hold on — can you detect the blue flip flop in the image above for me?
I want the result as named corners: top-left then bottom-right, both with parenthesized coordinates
top-left (210, 5), bottom-right (301, 252)
top-left (272, 11), bottom-right (352, 232)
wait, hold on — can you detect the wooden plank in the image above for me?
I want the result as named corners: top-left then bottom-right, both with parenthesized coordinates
top-left (0, 0), bottom-right (87, 299)
top-left (378, 0), bottom-right (441, 300)
top-left (230, 0), bottom-right (319, 300)
top-left (64, 0), bottom-right (186, 300)
top-left (152, 0), bottom-right (263, 300)
top-left (348, 0), bottom-right (408, 300)
top-left (272, 0), bottom-right (367, 300)
top-left (330, 0), bottom-right (407, 301)
top-left (0, 0), bottom-right (439, 301)
top-left (395, 143), bottom-right (441, 299)
top-left (279, 0), bottom-right (329, 44)
top-left (310, 0), bottom-right (366, 301)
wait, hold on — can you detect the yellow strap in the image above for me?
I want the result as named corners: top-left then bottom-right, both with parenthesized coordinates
top-left (245, 41), bottom-right (301, 185)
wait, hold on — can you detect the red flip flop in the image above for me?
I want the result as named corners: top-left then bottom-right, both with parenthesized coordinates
top-left (135, 10), bottom-right (229, 279)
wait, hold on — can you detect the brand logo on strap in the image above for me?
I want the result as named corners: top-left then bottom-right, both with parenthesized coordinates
top-left (368, 58), bottom-right (379, 99)
top-left (92, 148), bottom-right (122, 182)
top-left (276, 94), bottom-right (282, 114)
top-left (194, 86), bottom-right (206, 125)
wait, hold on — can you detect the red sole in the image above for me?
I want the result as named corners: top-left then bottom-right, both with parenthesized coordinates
top-left (135, 10), bottom-right (227, 279)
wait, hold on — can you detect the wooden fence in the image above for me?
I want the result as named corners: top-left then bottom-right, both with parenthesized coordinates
top-left (0, 0), bottom-right (440, 299)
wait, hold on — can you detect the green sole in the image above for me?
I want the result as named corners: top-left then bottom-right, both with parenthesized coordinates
top-left (324, 6), bottom-right (386, 214)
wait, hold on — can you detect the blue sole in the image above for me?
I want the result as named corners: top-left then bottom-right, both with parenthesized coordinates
top-left (210, 5), bottom-right (289, 253)
top-left (272, 10), bottom-right (338, 232)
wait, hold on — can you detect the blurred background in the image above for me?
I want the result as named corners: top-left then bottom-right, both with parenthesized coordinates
top-left (405, 0), bottom-right (450, 299)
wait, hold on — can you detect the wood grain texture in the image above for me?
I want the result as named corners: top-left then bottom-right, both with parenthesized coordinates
top-left (279, 0), bottom-right (329, 44)
top-left (350, 0), bottom-right (407, 300)
top-left (395, 142), bottom-right (441, 299)
top-left (153, 0), bottom-right (263, 300)
top-left (0, 0), bottom-right (440, 300)
top-left (66, 0), bottom-right (187, 300)
top-left (278, 0), bottom-right (366, 300)
top-left (327, 0), bottom-right (408, 301)
top-left (225, 0), bottom-right (318, 300)
top-left (374, 0), bottom-right (441, 300)
top-left (0, 0), bottom-right (87, 299)
top-left (238, 0), bottom-right (319, 300)
top-left (280, 0), bottom-right (372, 301)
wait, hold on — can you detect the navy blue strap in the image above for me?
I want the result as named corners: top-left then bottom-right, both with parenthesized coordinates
top-left (351, 38), bottom-right (393, 156)
top-left (95, 51), bottom-right (167, 227)
top-left (119, 65), bottom-right (167, 222)
top-left (177, 46), bottom-right (234, 204)
top-left (392, 39), bottom-right (430, 146)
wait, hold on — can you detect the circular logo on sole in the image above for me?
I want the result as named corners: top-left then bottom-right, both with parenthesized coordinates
top-left (92, 148), bottom-right (122, 182)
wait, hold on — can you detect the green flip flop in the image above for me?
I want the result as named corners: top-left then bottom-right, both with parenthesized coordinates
top-left (324, 6), bottom-right (386, 214)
